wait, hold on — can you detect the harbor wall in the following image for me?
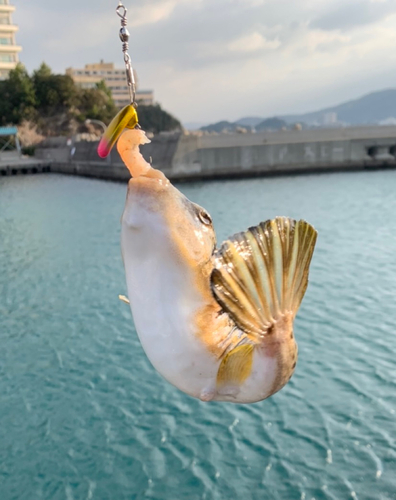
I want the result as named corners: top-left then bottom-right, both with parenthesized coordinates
top-left (33, 126), bottom-right (396, 181)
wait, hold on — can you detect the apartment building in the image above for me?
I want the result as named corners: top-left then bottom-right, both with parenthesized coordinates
top-left (0, 0), bottom-right (22, 80)
top-left (66, 61), bottom-right (154, 108)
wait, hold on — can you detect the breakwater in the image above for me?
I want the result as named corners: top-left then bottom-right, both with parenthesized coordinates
top-left (33, 125), bottom-right (396, 181)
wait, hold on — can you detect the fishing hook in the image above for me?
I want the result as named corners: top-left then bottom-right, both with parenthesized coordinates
top-left (116, 2), bottom-right (137, 108)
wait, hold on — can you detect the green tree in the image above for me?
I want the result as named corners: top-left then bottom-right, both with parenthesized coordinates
top-left (137, 104), bottom-right (181, 134)
top-left (96, 80), bottom-right (113, 99)
top-left (0, 63), bottom-right (182, 135)
top-left (76, 80), bottom-right (118, 124)
top-left (32, 63), bottom-right (78, 114)
top-left (34, 62), bottom-right (51, 78)
top-left (0, 63), bottom-right (36, 125)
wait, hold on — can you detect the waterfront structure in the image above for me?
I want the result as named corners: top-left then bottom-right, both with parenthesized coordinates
top-left (27, 125), bottom-right (396, 182)
top-left (0, 0), bottom-right (22, 80)
top-left (66, 61), bottom-right (154, 108)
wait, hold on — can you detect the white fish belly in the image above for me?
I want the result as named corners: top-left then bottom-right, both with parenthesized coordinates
top-left (122, 226), bottom-right (219, 400)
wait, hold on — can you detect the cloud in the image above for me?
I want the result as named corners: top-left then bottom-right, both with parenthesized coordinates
top-left (11, 0), bottom-right (396, 123)
top-left (311, 0), bottom-right (396, 31)
top-left (129, 0), bottom-right (201, 27)
top-left (227, 33), bottom-right (281, 53)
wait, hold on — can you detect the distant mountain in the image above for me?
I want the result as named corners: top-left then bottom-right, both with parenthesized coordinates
top-left (200, 120), bottom-right (233, 132)
top-left (200, 88), bottom-right (396, 131)
top-left (200, 116), bottom-right (289, 133)
top-left (200, 120), bottom-right (252, 133)
top-left (235, 116), bottom-right (263, 127)
top-left (282, 89), bottom-right (396, 126)
top-left (256, 117), bottom-right (288, 131)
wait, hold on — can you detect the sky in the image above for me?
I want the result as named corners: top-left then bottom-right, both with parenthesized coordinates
top-left (13, 0), bottom-right (396, 125)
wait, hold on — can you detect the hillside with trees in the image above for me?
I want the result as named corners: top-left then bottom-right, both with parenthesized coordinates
top-left (0, 63), bottom-right (181, 144)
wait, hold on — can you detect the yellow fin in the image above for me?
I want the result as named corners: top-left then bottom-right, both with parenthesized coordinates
top-left (211, 217), bottom-right (317, 340)
top-left (217, 344), bottom-right (254, 388)
top-left (118, 294), bottom-right (130, 304)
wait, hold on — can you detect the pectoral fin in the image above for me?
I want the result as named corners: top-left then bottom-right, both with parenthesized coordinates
top-left (118, 294), bottom-right (130, 304)
top-left (211, 217), bottom-right (317, 341)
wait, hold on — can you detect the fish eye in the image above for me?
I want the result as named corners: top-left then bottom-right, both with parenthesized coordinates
top-left (198, 209), bottom-right (212, 225)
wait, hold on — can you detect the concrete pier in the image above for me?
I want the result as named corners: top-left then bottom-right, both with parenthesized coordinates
top-left (170, 126), bottom-right (396, 179)
top-left (0, 152), bottom-right (51, 176)
top-left (29, 125), bottom-right (396, 182)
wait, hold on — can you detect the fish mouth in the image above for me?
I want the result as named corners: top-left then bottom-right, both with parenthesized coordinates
top-left (116, 127), bottom-right (173, 227)
top-left (124, 176), bottom-right (169, 221)
top-left (116, 128), bottom-right (168, 183)
top-left (122, 168), bottom-right (177, 232)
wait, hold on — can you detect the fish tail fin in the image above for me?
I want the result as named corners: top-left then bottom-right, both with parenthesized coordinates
top-left (211, 217), bottom-right (317, 339)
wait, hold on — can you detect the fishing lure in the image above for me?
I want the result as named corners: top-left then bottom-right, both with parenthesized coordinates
top-left (98, 4), bottom-right (317, 403)
top-left (97, 3), bottom-right (138, 158)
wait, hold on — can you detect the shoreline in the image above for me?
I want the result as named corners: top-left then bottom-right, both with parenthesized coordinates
top-left (3, 124), bottom-right (396, 182)
top-left (2, 158), bottom-right (396, 184)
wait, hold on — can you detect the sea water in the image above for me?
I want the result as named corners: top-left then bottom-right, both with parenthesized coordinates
top-left (1, 171), bottom-right (395, 500)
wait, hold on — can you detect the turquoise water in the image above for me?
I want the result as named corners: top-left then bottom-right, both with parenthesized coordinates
top-left (1, 171), bottom-right (396, 500)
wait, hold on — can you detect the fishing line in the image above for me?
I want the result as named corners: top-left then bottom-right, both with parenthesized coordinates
top-left (97, 2), bottom-right (140, 157)
top-left (116, 2), bottom-right (137, 108)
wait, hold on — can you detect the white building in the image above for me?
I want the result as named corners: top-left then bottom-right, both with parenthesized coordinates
top-left (66, 61), bottom-right (154, 108)
top-left (0, 0), bottom-right (22, 80)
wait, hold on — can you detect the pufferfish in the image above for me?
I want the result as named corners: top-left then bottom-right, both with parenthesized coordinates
top-left (113, 128), bottom-right (317, 404)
